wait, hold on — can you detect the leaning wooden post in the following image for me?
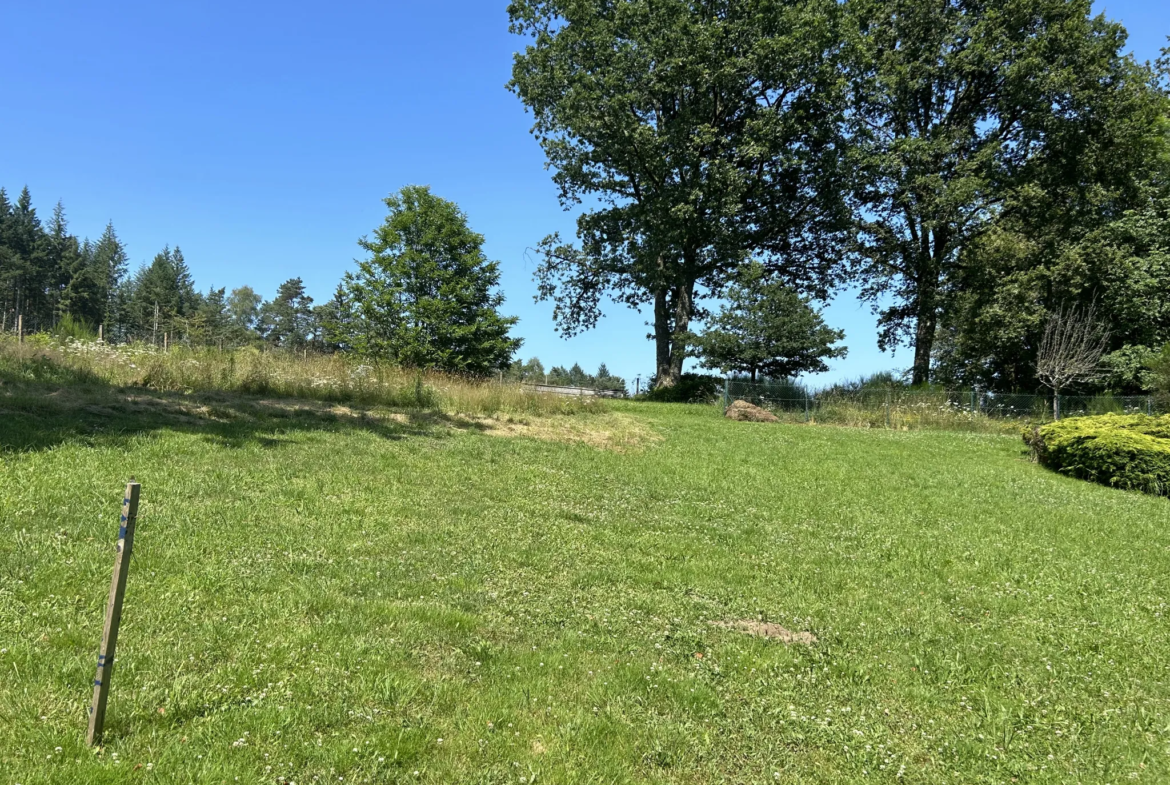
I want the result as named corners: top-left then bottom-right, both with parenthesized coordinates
top-left (87, 481), bottom-right (142, 746)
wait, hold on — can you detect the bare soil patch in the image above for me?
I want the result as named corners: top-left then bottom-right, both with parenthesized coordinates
top-left (712, 619), bottom-right (817, 644)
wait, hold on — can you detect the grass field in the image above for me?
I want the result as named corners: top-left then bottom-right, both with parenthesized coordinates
top-left (2, 369), bottom-right (1169, 783)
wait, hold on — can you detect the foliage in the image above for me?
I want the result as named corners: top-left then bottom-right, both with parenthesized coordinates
top-left (695, 262), bottom-right (846, 381)
top-left (336, 186), bottom-right (521, 375)
top-left (1148, 343), bottom-right (1170, 399)
top-left (843, 0), bottom-right (1163, 386)
top-left (50, 313), bottom-right (97, 342)
top-left (1101, 344), bottom-right (1157, 394)
top-left (1029, 413), bottom-right (1170, 495)
top-left (640, 372), bottom-right (721, 403)
top-left (509, 0), bottom-right (850, 386)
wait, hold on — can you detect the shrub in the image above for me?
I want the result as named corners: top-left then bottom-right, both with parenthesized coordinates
top-left (640, 373), bottom-right (722, 403)
top-left (1028, 414), bottom-right (1170, 495)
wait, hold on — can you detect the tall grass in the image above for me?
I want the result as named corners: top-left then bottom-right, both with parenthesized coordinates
top-left (0, 334), bottom-right (600, 417)
top-left (726, 371), bottom-right (1156, 433)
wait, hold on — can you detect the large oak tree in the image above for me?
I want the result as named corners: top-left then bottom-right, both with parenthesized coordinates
top-left (843, 0), bottom-right (1157, 385)
top-left (509, 0), bottom-right (850, 387)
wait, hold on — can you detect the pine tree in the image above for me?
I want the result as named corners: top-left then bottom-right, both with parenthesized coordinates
top-left (59, 237), bottom-right (105, 327)
top-left (258, 278), bottom-right (315, 350)
top-left (0, 188), bottom-right (13, 330)
top-left (188, 287), bottom-right (232, 347)
top-left (6, 187), bottom-right (51, 330)
top-left (44, 201), bottom-right (81, 323)
top-left (92, 222), bottom-right (128, 328)
top-left (126, 246), bottom-right (199, 343)
top-left (695, 262), bottom-right (847, 381)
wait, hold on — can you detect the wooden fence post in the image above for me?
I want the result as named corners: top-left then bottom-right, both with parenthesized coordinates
top-left (17, 314), bottom-right (22, 344)
top-left (87, 482), bottom-right (142, 746)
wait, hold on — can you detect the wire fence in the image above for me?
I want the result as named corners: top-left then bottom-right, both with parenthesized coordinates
top-left (723, 379), bottom-right (1159, 431)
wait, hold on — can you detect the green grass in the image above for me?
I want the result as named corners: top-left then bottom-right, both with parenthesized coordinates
top-left (2, 376), bottom-right (1169, 783)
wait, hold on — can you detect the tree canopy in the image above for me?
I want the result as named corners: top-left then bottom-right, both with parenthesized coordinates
top-left (509, 0), bottom-right (850, 387)
top-left (842, 0), bottom-right (1164, 385)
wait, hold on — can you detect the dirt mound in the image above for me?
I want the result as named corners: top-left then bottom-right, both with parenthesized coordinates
top-left (724, 400), bottom-right (779, 423)
top-left (712, 620), bottom-right (817, 645)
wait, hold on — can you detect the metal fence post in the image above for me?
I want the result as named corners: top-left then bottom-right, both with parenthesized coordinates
top-left (722, 377), bottom-right (731, 411)
top-left (804, 393), bottom-right (810, 422)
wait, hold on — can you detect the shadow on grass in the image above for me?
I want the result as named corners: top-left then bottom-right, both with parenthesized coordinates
top-left (0, 364), bottom-right (484, 454)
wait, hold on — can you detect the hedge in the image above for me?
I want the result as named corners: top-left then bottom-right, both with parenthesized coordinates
top-left (1027, 414), bottom-right (1170, 496)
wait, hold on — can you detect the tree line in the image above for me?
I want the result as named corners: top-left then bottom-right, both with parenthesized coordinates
top-left (509, 0), bottom-right (1170, 394)
top-left (505, 357), bottom-right (628, 390)
top-left (0, 184), bottom-right (525, 375)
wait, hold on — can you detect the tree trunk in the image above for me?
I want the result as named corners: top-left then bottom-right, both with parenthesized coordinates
top-left (911, 310), bottom-right (935, 387)
top-left (910, 266), bottom-right (939, 387)
top-left (667, 279), bottom-right (694, 384)
top-left (653, 284), bottom-right (674, 387)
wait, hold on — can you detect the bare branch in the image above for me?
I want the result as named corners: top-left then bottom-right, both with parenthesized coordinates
top-left (1035, 303), bottom-right (1111, 398)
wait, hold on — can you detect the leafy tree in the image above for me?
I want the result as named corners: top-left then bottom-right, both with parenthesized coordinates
top-left (509, 0), bottom-right (849, 387)
top-left (546, 365), bottom-right (571, 386)
top-left (225, 285), bottom-right (263, 344)
top-left (842, 0), bottom-right (1162, 385)
top-left (506, 357), bottom-right (547, 382)
top-left (938, 170), bottom-right (1170, 392)
top-left (338, 186), bottom-right (521, 374)
top-left (695, 263), bottom-right (847, 381)
top-left (259, 278), bottom-right (316, 351)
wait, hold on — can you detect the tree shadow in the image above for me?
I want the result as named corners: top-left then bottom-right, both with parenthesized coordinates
top-left (0, 365), bottom-right (485, 454)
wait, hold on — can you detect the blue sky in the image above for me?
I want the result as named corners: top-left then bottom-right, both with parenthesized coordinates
top-left (2, 1), bottom-right (1166, 388)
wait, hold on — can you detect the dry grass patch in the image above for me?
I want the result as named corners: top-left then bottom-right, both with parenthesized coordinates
top-left (477, 412), bottom-right (659, 452)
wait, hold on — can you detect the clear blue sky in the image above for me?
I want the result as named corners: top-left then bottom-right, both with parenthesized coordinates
top-left (2, 1), bottom-right (1165, 388)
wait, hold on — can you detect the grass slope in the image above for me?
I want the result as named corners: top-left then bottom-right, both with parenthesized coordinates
top-left (1, 389), bottom-right (1168, 784)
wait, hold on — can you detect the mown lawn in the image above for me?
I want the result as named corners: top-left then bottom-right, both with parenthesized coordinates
top-left (1, 384), bottom-right (1168, 784)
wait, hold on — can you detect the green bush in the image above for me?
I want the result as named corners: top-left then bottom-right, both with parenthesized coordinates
top-left (1028, 414), bottom-right (1170, 495)
top-left (640, 373), bottom-right (723, 403)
